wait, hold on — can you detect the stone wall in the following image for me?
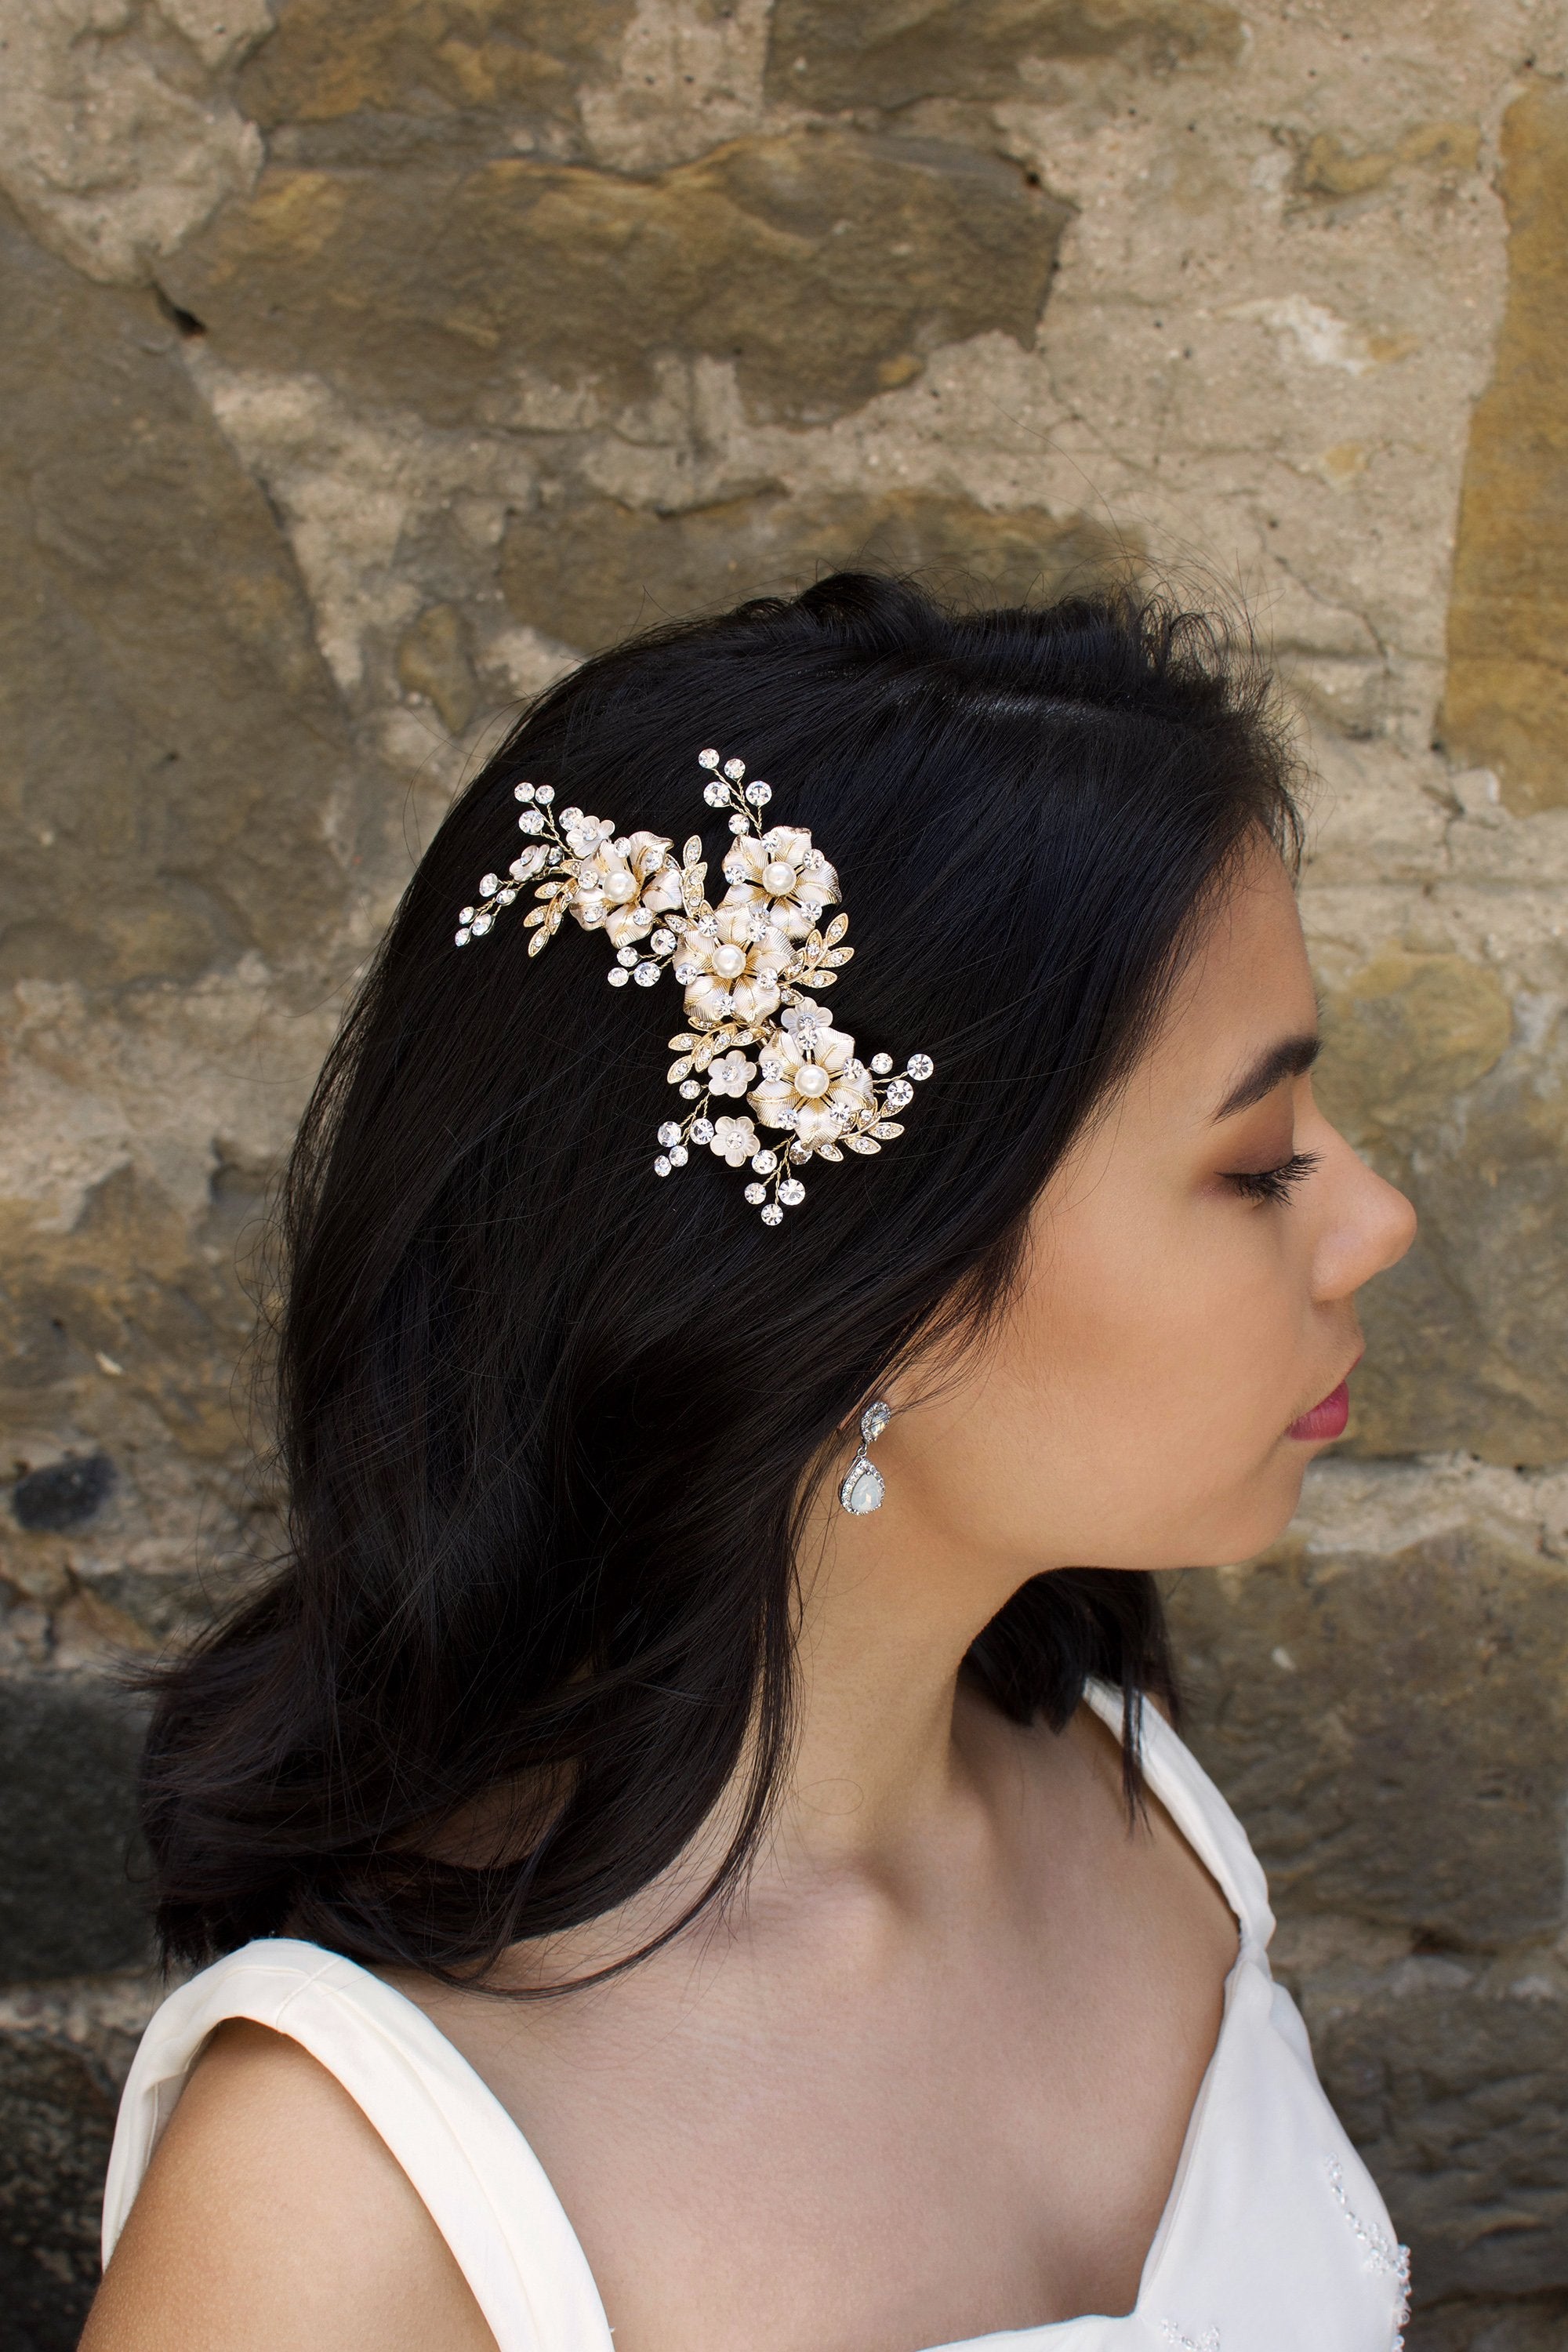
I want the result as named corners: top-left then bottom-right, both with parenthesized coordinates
top-left (2, 2), bottom-right (1566, 2344)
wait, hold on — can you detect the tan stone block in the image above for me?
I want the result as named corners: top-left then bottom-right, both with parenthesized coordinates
top-left (764, 0), bottom-right (1244, 112)
top-left (1318, 949), bottom-right (1512, 1138)
top-left (1312, 949), bottom-right (1567, 1463)
top-left (397, 603), bottom-right (481, 735)
top-left (0, 201), bottom-right (357, 989)
top-left (239, 0), bottom-right (635, 158)
top-left (162, 131), bottom-right (1071, 427)
top-left (1442, 87), bottom-right (1568, 815)
top-left (1163, 1526), bottom-right (1568, 1949)
top-left (501, 485), bottom-right (1130, 652)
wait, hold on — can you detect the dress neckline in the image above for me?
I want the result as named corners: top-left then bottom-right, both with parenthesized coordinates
top-left (376, 1680), bottom-right (1262, 2352)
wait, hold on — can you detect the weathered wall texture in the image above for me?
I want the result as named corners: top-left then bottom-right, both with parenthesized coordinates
top-left (2, 2), bottom-right (1566, 2343)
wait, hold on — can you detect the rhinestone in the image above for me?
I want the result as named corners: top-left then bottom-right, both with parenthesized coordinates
top-left (480, 873), bottom-right (499, 895)
top-left (649, 927), bottom-right (677, 954)
top-left (884, 1078), bottom-right (914, 1110)
top-left (906, 1053), bottom-right (935, 1080)
top-left (728, 813), bottom-right (749, 833)
top-left (559, 806), bottom-right (583, 826)
top-left (499, 888), bottom-right (516, 905)
top-left (760, 1203), bottom-right (784, 1225)
top-left (518, 809), bottom-right (545, 833)
top-left (723, 861), bottom-right (748, 884)
top-left (658, 1122), bottom-right (681, 1147)
top-left (698, 916), bottom-right (720, 937)
top-left (654, 1155), bottom-right (672, 1177)
top-left (699, 748), bottom-right (721, 769)
top-left (704, 779), bottom-right (730, 807)
top-left (744, 1182), bottom-right (767, 1205)
top-left (615, 946), bottom-right (638, 967)
top-left (789, 1142), bottom-right (811, 1161)
top-left (455, 927), bottom-right (470, 946)
top-left (674, 963), bottom-right (701, 983)
top-left (750, 1149), bottom-right (778, 1175)
top-left (607, 967), bottom-right (630, 987)
top-left (691, 1118), bottom-right (715, 1144)
top-left (759, 1058), bottom-right (782, 1080)
top-left (870, 1052), bottom-right (893, 1075)
top-left (534, 785), bottom-right (554, 804)
top-left (460, 906), bottom-right (475, 923)
top-left (668, 1144), bottom-right (688, 1167)
top-left (679, 1079), bottom-right (701, 1098)
top-left (470, 913), bottom-right (492, 935)
top-left (861, 1401), bottom-right (891, 1443)
top-left (724, 757), bottom-right (746, 779)
top-left (634, 963), bottom-right (659, 986)
top-left (514, 782), bottom-right (535, 801)
top-left (873, 1121), bottom-right (903, 1139)
top-left (744, 780), bottom-right (772, 804)
top-left (779, 1178), bottom-right (805, 1206)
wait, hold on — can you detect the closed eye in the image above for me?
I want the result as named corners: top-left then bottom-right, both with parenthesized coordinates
top-left (1226, 1150), bottom-right (1322, 1205)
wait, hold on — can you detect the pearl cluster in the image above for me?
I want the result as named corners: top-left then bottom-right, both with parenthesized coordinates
top-left (453, 746), bottom-right (935, 1224)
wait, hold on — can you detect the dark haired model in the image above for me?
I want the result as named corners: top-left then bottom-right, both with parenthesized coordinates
top-left (84, 578), bottom-right (1417, 2352)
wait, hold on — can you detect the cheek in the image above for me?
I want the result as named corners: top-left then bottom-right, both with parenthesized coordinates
top-left (903, 1186), bottom-right (1317, 1566)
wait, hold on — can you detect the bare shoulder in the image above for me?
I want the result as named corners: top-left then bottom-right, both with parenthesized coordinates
top-left (82, 2018), bottom-right (497, 2352)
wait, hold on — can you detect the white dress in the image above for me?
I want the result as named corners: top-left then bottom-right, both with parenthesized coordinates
top-left (101, 1685), bottom-right (1411, 2351)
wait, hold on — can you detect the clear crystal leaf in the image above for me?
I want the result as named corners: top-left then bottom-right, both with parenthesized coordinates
top-left (524, 906), bottom-right (547, 926)
top-left (822, 913), bottom-right (848, 946)
top-left (816, 1142), bottom-right (844, 1162)
top-left (873, 1120), bottom-right (904, 1138)
top-left (844, 1134), bottom-right (880, 1153)
top-left (827, 946), bottom-right (854, 966)
top-left (528, 931), bottom-right (550, 957)
top-left (668, 1033), bottom-right (695, 1051)
top-left (668, 1058), bottom-right (693, 1081)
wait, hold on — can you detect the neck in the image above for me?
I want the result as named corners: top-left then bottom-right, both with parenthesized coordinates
top-left (767, 1450), bottom-right (1025, 1884)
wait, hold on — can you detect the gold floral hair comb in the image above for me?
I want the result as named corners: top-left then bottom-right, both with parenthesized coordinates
top-left (455, 748), bottom-right (934, 1224)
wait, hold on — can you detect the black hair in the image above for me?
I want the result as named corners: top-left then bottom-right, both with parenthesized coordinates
top-left (140, 572), bottom-right (1302, 1984)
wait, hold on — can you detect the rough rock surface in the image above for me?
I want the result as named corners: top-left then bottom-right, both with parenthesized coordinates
top-left (2, 1), bottom-right (1566, 2343)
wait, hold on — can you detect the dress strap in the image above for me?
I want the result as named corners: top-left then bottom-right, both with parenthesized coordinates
top-left (1083, 1679), bottom-right (1275, 1954)
top-left (102, 1938), bottom-right (614, 2352)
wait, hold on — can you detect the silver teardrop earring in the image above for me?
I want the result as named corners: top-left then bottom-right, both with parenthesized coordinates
top-left (839, 1400), bottom-right (892, 1515)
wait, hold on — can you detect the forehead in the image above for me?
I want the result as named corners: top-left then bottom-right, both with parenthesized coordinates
top-left (1132, 847), bottom-right (1314, 1123)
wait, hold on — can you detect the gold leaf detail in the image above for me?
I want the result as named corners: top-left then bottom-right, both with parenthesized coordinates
top-left (844, 1134), bottom-right (880, 1154)
top-left (823, 913), bottom-right (849, 948)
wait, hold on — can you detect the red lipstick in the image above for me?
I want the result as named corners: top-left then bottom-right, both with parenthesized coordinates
top-left (1287, 1378), bottom-right (1350, 1443)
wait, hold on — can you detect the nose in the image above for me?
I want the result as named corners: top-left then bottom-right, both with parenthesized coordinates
top-left (1312, 1122), bottom-right (1417, 1302)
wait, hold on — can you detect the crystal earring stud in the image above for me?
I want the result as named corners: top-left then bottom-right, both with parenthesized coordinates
top-left (838, 1400), bottom-right (891, 1514)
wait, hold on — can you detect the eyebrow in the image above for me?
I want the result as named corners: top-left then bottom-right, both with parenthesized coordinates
top-left (1213, 1031), bottom-right (1321, 1120)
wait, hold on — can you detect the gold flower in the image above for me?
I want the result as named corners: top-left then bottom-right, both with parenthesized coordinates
top-left (677, 906), bottom-right (792, 1028)
top-left (570, 829), bottom-right (684, 949)
top-left (719, 825), bottom-right (840, 942)
top-left (749, 1013), bottom-right (873, 1150)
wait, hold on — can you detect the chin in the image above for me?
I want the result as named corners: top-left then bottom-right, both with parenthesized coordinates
top-left (1184, 1453), bottom-right (1312, 1570)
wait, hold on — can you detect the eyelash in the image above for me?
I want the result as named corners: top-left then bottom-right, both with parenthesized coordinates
top-left (1227, 1150), bottom-right (1322, 1206)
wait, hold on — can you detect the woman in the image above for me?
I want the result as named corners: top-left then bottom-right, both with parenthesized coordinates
top-left (85, 575), bottom-right (1417, 2352)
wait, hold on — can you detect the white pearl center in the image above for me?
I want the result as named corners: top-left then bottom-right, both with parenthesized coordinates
top-left (602, 869), bottom-right (639, 904)
top-left (762, 860), bottom-right (797, 895)
top-left (712, 943), bottom-right (748, 978)
top-left (793, 1062), bottom-right (830, 1097)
